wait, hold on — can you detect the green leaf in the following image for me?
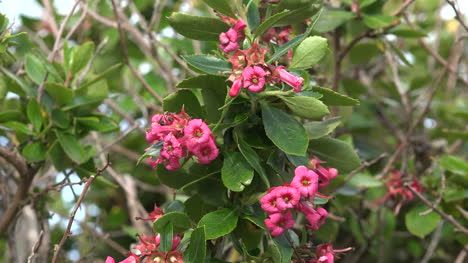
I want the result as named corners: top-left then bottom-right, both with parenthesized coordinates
top-left (153, 212), bottom-right (191, 233)
top-left (440, 155), bottom-right (468, 175)
top-left (0, 111), bottom-right (22, 123)
top-left (261, 103), bottom-right (309, 156)
top-left (314, 9), bottom-right (355, 33)
top-left (274, 0), bottom-right (322, 27)
top-left (254, 10), bottom-right (291, 39)
top-left (55, 131), bottom-right (88, 164)
top-left (51, 109), bottom-right (70, 129)
top-left (348, 173), bottom-right (383, 188)
top-left (138, 141), bottom-right (163, 165)
top-left (78, 63), bottom-right (122, 89)
top-left (311, 86), bottom-right (359, 106)
top-left (176, 75), bottom-right (228, 123)
top-left (159, 222), bottom-right (173, 253)
top-left (202, 0), bottom-right (236, 18)
top-left (290, 36), bottom-right (328, 69)
top-left (359, 0), bottom-right (377, 8)
top-left (70, 42), bottom-right (95, 74)
top-left (309, 137), bottom-right (361, 173)
top-left (165, 200), bottom-right (185, 213)
top-left (163, 90), bottom-right (204, 119)
top-left (198, 208), bottom-right (238, 240)
top-left (233, 130), bottom-right (270, 188)
top-left (0, 67), bottom-right (35, 97)
top-left (405, 206), bottom-right (441, 238)
top-left (363, 15), bottom-right (396, 29)
top-left (267, 34), bottom-right (305, 64)
top-left (304, 117), bottom-right (341, 139)
top-left (183, 227), bottom-right (206, 263)
top-left (77, 115), bottom-right (119, 133)
top-left (279, 95), bottom-right (329, 120)
top-left (222, 152), bottom-right (254, 192)
top-left (27, 99), bottom-right (43, 132)
top-left (246, 1), bottom-right (261, 29)
top-left (183, 55), bottom-right (231, 75)
top-left (48, 141), bottom-right (71, 171)
top-left (22, 142), bottom-right (47, 162)
top-left (25, 55), bottom-right (47, 85)
top-left (45, 82), bottom-right (73, 105)
top-left (2, 121), bottom-right (34, 135)
top-left (390, 29), bottom-right (427, 38)
top-left (168, 13), bottom-right (229, 41)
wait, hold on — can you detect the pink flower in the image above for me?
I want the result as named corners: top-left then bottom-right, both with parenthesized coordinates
top-left (184, 119), bottom-right (212, 146)
top-left (105, 257), bottom-right (115, 263)
top-left (276, 67), bottom-right (303, 92)
top-left (265, 211), bottom-right (295, 237)
top-left (305, 207), bottom-right (328, 231)
top-left (291, 166), bottom-right (318, 197)
top-left (242, 66), bottom-right (266, 92)
top-left (274, 186), bottom-right (300, 210)
top-left (242, 42), bottom-right (268, 65)
top-left (219, 19), bottom-right (246, 53)
top-left (145, 253), bottom-right (166, 263)
top-left (163, 133), bottom-right (185, 158)
top-left (316, 166), bottom-right (338, 189)
top-left (229, 78), bottom-right (243, 97)
top-left (191, 139), bottom-right (219, 164)
top-left (314, 243), bottom-right (334, 263)
top-left (158, 151), bottom-right (181, 171)
top-left (136, 204), bottom-right (164, 222)
top-left (166, 251), bottom-right (184, 263)
top-left (155, 233), bottom-right (183, 251)
top-left (260, 190), bottom-right (281, 214)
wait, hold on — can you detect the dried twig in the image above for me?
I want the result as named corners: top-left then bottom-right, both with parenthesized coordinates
top-left (27, 230), bottom-right (44, 263)
top-left (405, 183), bottom-right (468, 235)
top-left (51, 160), bottom-right (111, 263)
top-left (446, 0), bottom-right (468, 32)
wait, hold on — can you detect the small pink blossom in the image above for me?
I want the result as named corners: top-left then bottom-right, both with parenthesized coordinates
top-left (105, 257), bottom-right (115, 263)
top-left (166, 251), bottom-right (184, 263)
top-left (274, 186), bottom-right (301, 210)
top-left (242, 42), bottom-right (268, 65)
top-left (265, 211), bottom-right (295, 237)
top-left (260, 190), bottom-right (281, 214)
top-left (163, 133), bottom-right (185, 158)
top-left (219, 19), bottom-right (246, 53)
top-left (229, 78), bottom-right (243, 97)
top-left (191, 139), bottom-right (219, 164)
top-left (145, 253), bottom-right (166, 263)
top-left (291, 166), bottom-right (318, 197)
top-left (305, 207), bottom-right (328, 231)
top-left (136, 204), bottom-right (164, 222)
top-left (184, 119), bottom-right (212, 147)
top-left (242, 66), bottom-right (266, 92)
top-left (158, 151), bottom-right (181, 171)
top-left (276, 67), bottom-right (304, 92)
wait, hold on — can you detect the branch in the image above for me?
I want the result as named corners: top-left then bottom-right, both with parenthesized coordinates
top-left (0, 146), bottom-right (29, 176)
top-left (405, 183), bottom-right (468, 235)
top-left (27, 230), bottom-right (44, 263)
top-left (446, 0), bottom-right (468, 32)
top-left (51, 160), bottom-right (111, 263)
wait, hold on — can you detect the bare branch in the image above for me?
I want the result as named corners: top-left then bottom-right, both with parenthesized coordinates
top-left (446, 0), bottom-right (468, 32)
top-left (27, 230), bottom-right (44, 263)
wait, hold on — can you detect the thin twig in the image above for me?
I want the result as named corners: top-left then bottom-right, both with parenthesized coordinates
top-left (405, 183), bottom-right (468, 235)
top-left (343, 153), bottom-right (388, 185)
top-left (51, 160), bottom-right (111, 263)
top-left (420, 222), bottom-right (443, 263)
top-left (27, 230), bottom-right (44, 263)
top-left (446, 0), bottom-right (468, 32)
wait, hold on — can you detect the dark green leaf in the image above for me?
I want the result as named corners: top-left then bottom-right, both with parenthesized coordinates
top-left (198, 208), bottom-right (238, 240)
top-left (202, 0), bottom-right (236, 18)
top-left (22, 142), bottom-right (47, 162)
top-left (163, 90), bottom-right (204, 118)
top-left (183, 227), bottom-right (206, 263)
top-left (254, 10), bottom-right (291, 39)
top-left (168, 13), bottom-right (229, 41)
top-left (25, 55), bottom-right (47, 84)
top-left (274, 0), bottom-right (322, 27)
top-left (267, 34), bottom-right (305, 64)
top-left (153, 212), bottom-right (191, 233)
top-left (222, 152), bottom-right (254, 192)
top-left (314, 9), bottom-right (355, 33)
top-left (311, 86), bottom-right (359, 106)
top-left (309, 137), bottom-right (361, 173)
top-left (405, 206), bottom-right (441, 238)
top-left (391, 29), bottom-right (427, 38)
top-left (70, 42), bottom-right (95, 74)
top-left (164, 200), bottom-right (185, 213)
top-left (159, 222), bottom-right (173, 253)
top-left (290, 36), bottom-right (328, 69)
top-left (246, 1), bottom-right (261, 29)
top-left (279, 95), bottom-right (330, 120)
top-left (0, 111), bottom-right (22, 123)
top-left (51, 109), bottom-right (70, 129)
top-left (27, 99), bottom-right (43, 132)
top-left (261, 103), bottom-right (309, 156)
top-left (55, 131), bottom-right (88, 164)
top-left (304, 117), bottom-right (341, 139)
top-left (183, 55), bottom-right (231, 75)
top-left (45, 82), bottom-right (73, 105)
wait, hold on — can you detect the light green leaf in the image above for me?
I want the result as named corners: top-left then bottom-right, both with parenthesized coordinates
top-left (45, 82), bottom-right (73, 105)
top-left (267, 34), bottom-right (305, 64)
top-left (311, 86), bottom-right (360, 106)
top-left (440, 155), bottom-right (468, 175)
top-left (304, 117), bottom-right (341, 139)
top-left (290, 36), bottom-right (328, 69)
top-left (70, 42), bottom-right (95, 74)
top-left (22, 142), bottom-right (47, 162)
top-left (405, 206), bottom-right (441, 238)
top-left (27, 99), bottom-right (43, 132)
top-left (222, 152), bottom-right (254, 192)
top-left (261, 103), bottom-right (309, 156)
top-left (348, 173), bottom-right (383, 188)
top-left (363, 15), bottom-right (396, 29)
top-left (314, 9), bottom-right (355, 33)
top-left (2, 121), bottom-right (34, 135)
top-left (279, 95), bottom-right (330, 120)
top-left (168, 13), bottom-right (229, 41)
top-left (25, 55), bottom-right (47, 85)
top-left (198, 208), bottom-right (238, 240)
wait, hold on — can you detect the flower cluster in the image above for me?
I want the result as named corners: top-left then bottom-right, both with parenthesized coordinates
top-left (146, 110), bottom-right (219, 170)
top-left (260, 157), bottom-right (338, 237)
top-left (217, 16), bottom-right (304, 97)
top-left (106, 206), bottom-right (184, 263)
top-left (306, 243), bottom-right (352, 263)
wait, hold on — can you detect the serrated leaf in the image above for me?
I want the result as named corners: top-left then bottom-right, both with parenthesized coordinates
top-left (279, 95), bottom-right (330, 120)
top-left (183, 55), bottom-right (231, 75)
top-left (290, 36), bottom-right (328, 69)
top-left (405, 206), bottom-right (441, 238)
top-left (27, 99), bottom-right (43, 132)
top-left (198, 208), bottom-right (238, 240)
top-left (168, 13), bottom-right (229, 41)
top-left (309, 137), bottom-right (361, 173)
top-left (261, 103), bottom-right (309, 156)
top-left (222, 152), bottom-right (254, 192)
top-left (246, 1), bottom-right (261, 29)
top-left (304, 117), bottom-right (341, 139)
top-left (311, 86), bottom-right (359, 106)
